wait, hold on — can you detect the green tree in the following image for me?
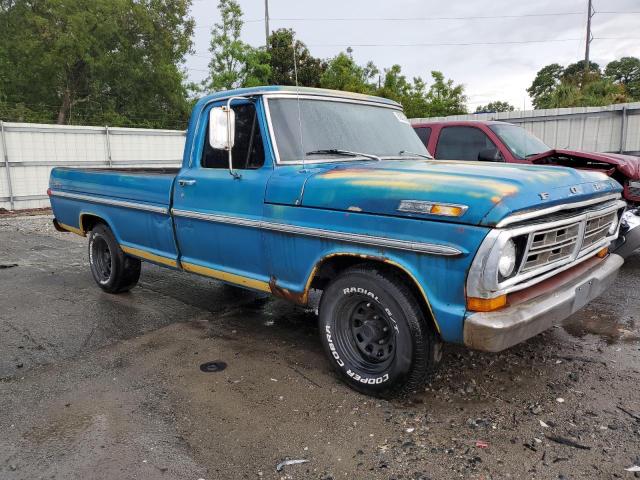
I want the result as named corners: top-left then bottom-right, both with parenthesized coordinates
top-left (374, 65), bottom-right (433, 119)
top-left (527, 63), bottom-right (564, 109)
top-left (424, 71), bottom-right (467, 116)
top-left (475, 101), bottom-right (515, 113)
top-left (528, 60), bottom-right (632, 109)
top-left (376, 64), bottom-right (411, 103)
top-left (0, 0), bottom-right (195, 128)
top-left (562, 60), bottom-right (601, 84)
top-left (320, 51), bottom-right (378, 94)
top-left (268, 28), bottom-right (325, 87)
top-left (605, 56), bottom-right (640, 100)
top-left (205, 0), bottom-right (270, 91)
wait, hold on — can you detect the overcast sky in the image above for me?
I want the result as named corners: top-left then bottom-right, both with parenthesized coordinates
top-left (185, 0), bottom-right (640, 111)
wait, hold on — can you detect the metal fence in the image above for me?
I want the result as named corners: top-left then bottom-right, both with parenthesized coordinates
top-left (411, 102), bottom-right (640, 156)
top-left (3, 102), bottom-right (640, 210)
top-left (0, 121), bottom-right (185, 210)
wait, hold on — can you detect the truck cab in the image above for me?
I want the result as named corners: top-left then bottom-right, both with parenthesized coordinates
top-left (50, 87), bottom-right (627, 397)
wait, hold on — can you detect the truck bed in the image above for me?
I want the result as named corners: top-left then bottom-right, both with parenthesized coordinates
top-left (49, 167), bottom-right (180, 264)
top-left (50, 167), bottom-right (177, 208)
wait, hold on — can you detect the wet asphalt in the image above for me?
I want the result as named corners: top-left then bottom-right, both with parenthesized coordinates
top-left (0, 214), bottom-right (639, 480)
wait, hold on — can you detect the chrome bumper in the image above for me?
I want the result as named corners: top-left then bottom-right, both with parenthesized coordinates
top-left (463, 253), bottom-right (624, 352)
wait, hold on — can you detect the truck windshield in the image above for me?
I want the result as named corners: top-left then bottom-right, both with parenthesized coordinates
top-left (489, 123), bottom-right (551, 159)
top-left (267, 97), bottom-right (429, 163)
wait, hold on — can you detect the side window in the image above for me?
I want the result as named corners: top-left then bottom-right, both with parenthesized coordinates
top-left (435, 126), bottom-right (498, 161)
top-left (414, 126), bottom-right (432, 147)
top-left (202, 103), bottom-right (265, 169)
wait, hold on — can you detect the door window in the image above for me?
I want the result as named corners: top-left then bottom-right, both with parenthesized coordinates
top-left (202, 103), bottom-right (265, 169)
top-left (435, 126), bottom-right (498, 161)
top-left (414, 126), bottom-right (432, 147)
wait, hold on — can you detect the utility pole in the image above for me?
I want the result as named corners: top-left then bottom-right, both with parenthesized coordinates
top-left (264, 0), bottom-right (270, 48)
top-left (584, 0), bottom-right (594, 73)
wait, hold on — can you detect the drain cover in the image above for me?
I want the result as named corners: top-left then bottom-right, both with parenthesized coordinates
top-left (199, 361), bottom-right (227, 373)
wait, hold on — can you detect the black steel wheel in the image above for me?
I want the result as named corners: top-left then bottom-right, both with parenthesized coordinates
top-left (335, 298), bottom-right (396, 371)
top-left (88, 223), bottom-right (141, 293)
top-left (318, 265), bottom-right (441, 398)
top-left (90, 235), bottom-right (112, 283)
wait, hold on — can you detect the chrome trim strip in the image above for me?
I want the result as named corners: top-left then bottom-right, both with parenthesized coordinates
top-left (49, 190), bottom-right (169, 215)
top-left (171, 208), bottom-right (462, 256)
top-left (496, 193), bottom-right (622, 227)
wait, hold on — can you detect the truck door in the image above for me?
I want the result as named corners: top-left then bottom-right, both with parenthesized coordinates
top-left (172, 99), bottom-right (272, 292)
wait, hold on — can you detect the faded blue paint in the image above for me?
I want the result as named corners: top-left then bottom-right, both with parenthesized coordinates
top-left (49, 86), bottom-right (623, 345)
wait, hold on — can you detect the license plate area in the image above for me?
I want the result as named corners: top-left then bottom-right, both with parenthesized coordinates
top-left (572, 278), bottom-right (595, 311)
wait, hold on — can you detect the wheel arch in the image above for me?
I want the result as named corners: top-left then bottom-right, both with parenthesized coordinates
top-left (79, 212), bottom-right (113, 236)
top-left (305, 253), bottom-right (442, 335)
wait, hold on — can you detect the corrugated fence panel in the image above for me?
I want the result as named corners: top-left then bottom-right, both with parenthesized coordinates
top-left (0, 122), bottom-right (185, 210)
top-left (109, 127), bottom-right (185, 165)
top-left (411, 102), bottom-right (640, 155)
top-left (627, 113), bottom-right (640, 152)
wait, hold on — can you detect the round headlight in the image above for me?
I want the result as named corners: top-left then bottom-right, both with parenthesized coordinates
top-left (498, 239), bottom-right (517, 278)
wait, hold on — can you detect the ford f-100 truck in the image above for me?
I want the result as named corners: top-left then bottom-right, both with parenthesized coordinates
top-left (412, 120), bottom-right (640, 258)
top-left (50, 86), bottom-right (627, 397)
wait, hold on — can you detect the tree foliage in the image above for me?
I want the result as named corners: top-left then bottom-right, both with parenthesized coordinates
top-left (205, 0), bottom-right (270, 91)
top-left (268, 28), bottom-right (325, 87)
top-left (319, 52), bottom-right (467, 117)
top-left (475, 101), bottom-right (515, 113)
top-left (320, 51), bottom-right (378, 94)
top-left (605, 57), bottom-right (640, 99)
top-left (526, 63), bottom-right (564, 109)
top-left (528, 58), bottom-right (639, 109)
top-left (423, 71), bottom-right (467, 117)
top-left (0, 0), bottom-right (195, 128)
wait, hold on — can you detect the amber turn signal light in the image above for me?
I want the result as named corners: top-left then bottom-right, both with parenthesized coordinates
top-left (467, 295), bottom-right (507, 312)
top-left (596, 247), bottom-right (609, 258)
top-left (430, 204), bottom-right (465, 217)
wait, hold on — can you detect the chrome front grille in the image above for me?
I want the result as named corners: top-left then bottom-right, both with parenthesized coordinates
top-left (513, 202), bottom-right (622, 281)
top-left (581, 211), bottom-right (617, 251)
top-left (520, 223), bottom-right (580, 273)
top-left (466, 196), bottom-right (627, 300)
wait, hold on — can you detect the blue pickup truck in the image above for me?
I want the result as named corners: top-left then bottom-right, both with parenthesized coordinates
top-left (49, 86), bottom-right (627, 397)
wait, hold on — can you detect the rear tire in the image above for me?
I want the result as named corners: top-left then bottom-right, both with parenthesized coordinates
top-left (318, 265), bottom-right (441, 398)
top-left (88, 223), bottom-right (141, 293)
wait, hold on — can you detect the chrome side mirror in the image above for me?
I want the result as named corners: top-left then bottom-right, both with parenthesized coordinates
top-left (209, 106), bottom-right (235, 150)
top-left (209, 96), bottom-right (251, 179)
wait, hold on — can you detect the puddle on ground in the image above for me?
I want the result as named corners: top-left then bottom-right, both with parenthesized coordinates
top-left (562, 308), bottom-right (639, 345)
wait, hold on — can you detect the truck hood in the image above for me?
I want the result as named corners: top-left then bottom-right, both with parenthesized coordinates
top-left (266, 160), bottom-right (622, 227)
top-left (530, 149), bottom-right (640, 180)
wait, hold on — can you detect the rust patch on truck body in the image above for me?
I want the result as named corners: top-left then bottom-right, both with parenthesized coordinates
top-left (269, 276), bottom-right (308, 305)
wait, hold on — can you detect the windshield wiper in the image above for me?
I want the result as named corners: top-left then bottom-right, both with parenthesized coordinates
top-left (399, 150), bottom-right (433, 160)
top-left (306, 149), bottom-right (381, 162)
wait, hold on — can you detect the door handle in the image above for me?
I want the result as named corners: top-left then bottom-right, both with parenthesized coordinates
top-left (178, 179), bottom-right (196, 186)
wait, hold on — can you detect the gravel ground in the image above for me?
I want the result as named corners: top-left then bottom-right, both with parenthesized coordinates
top-left (1, 214), bottom-right (639, 480)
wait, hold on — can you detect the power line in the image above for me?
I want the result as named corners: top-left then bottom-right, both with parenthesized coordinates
top-left (267, 12), bottom-right (585, 21)
top-left (302, 38), bottom-right (582, 48)
top-left (193, 11), bottom-right (590, 29)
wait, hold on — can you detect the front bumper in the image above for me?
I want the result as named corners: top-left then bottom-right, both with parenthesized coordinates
top-left (464, 253), bottom-right (624, 352)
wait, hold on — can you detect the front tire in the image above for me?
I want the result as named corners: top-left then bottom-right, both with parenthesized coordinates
top-left (318, 265), bottom-right (441, 398)
top-left (88, 223), bottom-right (141, 293)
